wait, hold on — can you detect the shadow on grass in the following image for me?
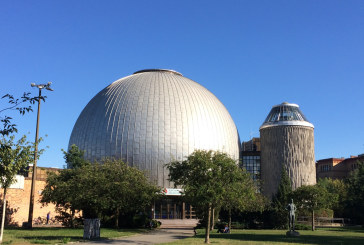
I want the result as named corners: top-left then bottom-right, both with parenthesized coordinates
top-left (21, 236), bottom-right (83, 241)
top-left (5, 227), bottom-right (67, 231)
top-left (195, 231), bottom-right (364, 245)
top-left (318, 227), bottom-right (364, 233)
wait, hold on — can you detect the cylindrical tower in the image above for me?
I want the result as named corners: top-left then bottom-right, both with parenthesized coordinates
top-left (260, 102), bottom-right (315, 198)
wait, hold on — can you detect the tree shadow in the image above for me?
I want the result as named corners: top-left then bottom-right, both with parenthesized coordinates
top-left (0, 198), bottom-right (19, 227)
top-left (318, 227), bottom-right (364, 233)
top-left (195, 231), bottom-right (364, 245)
top-left (21, 235), bottom-right (82, 241)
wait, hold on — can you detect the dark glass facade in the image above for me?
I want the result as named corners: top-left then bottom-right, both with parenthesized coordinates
top-left (242, 154), bottom-right (261, 182)
top-left (241, 138), bottom-right (261, 187)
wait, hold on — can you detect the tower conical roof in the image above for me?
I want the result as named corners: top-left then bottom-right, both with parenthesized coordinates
top-left (260, 102), bottom-right (314, 130)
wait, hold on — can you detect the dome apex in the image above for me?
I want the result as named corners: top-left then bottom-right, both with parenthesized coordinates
top-left (133, 69), bottom-right (182, 76)
top-left (273, 102), bottom-right (298, 108)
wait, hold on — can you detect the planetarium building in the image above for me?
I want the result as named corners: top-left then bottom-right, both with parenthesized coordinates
top-left (69, 69), bottom-right (240, 189)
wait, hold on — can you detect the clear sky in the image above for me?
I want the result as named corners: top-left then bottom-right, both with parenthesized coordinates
top-left (1, 0), bottom-right (363, 168)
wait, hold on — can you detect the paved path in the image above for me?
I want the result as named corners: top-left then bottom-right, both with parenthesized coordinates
top-left (79, 228), bottom-right (195, 245)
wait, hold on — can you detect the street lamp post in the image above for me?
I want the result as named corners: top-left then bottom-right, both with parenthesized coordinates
top-left (27, 82), bottom-right (53, 228)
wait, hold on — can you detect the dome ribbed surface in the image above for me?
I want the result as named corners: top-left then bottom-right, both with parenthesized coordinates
top-left (69, 70), bottom-right (240, 187)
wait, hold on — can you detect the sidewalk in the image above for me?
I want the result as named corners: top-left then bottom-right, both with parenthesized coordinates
top-left (79, 228), bottom-right (195, 245)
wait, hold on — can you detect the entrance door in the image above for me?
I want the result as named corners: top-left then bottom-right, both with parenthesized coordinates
top-left (154, 198), bottom-right (183, 219)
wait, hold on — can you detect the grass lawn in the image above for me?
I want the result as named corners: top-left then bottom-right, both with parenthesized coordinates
top-left (1, 227), bottom-right (145, 245)
top-left (164, 227), bottom-right (364, 245)
top-left (2, 227), bottom-right (363, 245)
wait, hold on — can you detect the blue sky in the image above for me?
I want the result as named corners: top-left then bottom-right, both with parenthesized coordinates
top-left (1, 0), bottom-right (363, 168)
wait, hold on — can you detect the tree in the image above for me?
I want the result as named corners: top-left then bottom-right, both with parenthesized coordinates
top-left (221, 163), bottom-right (259, 231)
top-left (166, 150), bottom-right (250, 243)
top-left (345, 160), bottom-right (364, 225)
top-left (62, 144), bottom-right (90, 169)
top-left (317, 178), bottom-right (347, 217)
top-left (41, 168), bottom-right (79, 227)
top-left (42, 145), bottom-right (90, 228)
top-left (1, 93), bottom-right (45, 136)
top-left (0, 135), bottom-right (33, 243)
top-left (41, 154), bottom-right (159, 228)
top-left (0, 90), bottom-right (46, 240)
top-left (41, 145), bottom-right (92, 228)
top-left (270, 165), bottom-right (292, 229)
top-left (293, 185), bottom-right (329, 231)
top-left (99, 159), bottom-right (160, 227)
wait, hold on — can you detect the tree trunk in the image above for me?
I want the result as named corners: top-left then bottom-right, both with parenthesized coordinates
top-left (210, 207), bottom-right (214, 231)
top-left (0, 188), bottom-right (7, 243)
top-left (70, 208), bottom-right (75, 228)
top-left (228, 208), bottom-right (232, 233)
top-left (205, 204), bottom-right (211, 244)
top-left (311, 209), bottom-right (315, 231)
top-left (115, 208), bottom-right (119, 228)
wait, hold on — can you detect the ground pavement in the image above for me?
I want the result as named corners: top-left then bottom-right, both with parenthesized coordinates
top-left (79, 228), bottom-right (195, 245)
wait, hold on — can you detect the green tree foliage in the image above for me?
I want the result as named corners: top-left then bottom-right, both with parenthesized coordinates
top-left (41, 167), bottom-right (79, 227)
top-left (42, 145), bottom-right (90, 227)
top-left (317, 178), bottom-right (347, 217)
top-left (100, 159), bottom-right (160, 227)
top-left (41, 155), bottom-right (160, 228)
top-left (293, 185), bottom-right (329, 231)
top-left (345, 160), bottom-right (364, 225)
top-left (0, 135), bottom-right (33, 242)
top-left (270, 165), bottom-right (292, 229)
top-left (222, 164), bottom-right (261, 231)
top-left (0, 90), bottom-right (46, 240)
top-left (62, 144), bottom-right (90, 169)
top-left (166, 150), bottom-right (255, 243)
top-left (1, 93), bottom-right (45, 136)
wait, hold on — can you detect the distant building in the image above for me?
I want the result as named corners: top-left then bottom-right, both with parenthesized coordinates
top-left (242, 137), bottom-right (261, 152)
top-left (316, 155), bottom-right (364, 180)
top-left (241, 138), bottom-right (261, 182)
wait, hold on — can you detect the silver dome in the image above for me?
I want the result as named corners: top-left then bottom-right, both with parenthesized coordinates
top-left (260, 102), bottom-right (314, 130)
top-left (69, 69), bottom-right (240, 187)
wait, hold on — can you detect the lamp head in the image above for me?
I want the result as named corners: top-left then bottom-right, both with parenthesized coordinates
top-left (45, 81), bottom-right (54, 91)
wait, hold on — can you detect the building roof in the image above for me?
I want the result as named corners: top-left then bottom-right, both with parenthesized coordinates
top-left (260, 102), bottom-right (314, 130)
top-left (133, 69), bottom-right (183, 76)
top-left (69, 69), bottom-right (240, 187)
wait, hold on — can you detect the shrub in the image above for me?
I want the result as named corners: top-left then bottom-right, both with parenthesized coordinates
top-left (147, 219), bottom-right (161, 228)
top-left (295, 223), bottom-right (311, 230)
top-left (62, 237), bottom-right (71, 244)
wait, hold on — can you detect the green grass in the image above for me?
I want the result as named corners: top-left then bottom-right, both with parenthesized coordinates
top-left (2, 227), bottom-right (145, 245)
top-left (2, 226), bottom-right (364, 245)
top-left (164, 227), bottom-right (364, 245)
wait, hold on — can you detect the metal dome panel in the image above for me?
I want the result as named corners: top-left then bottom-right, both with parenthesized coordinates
top-left (69, 70), bottom-right (240, 187)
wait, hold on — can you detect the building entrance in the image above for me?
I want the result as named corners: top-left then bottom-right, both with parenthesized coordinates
top-left (153, 197), bottom-right (196, 219)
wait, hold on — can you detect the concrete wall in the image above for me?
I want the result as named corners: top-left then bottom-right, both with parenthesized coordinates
top-left (260, 125), bottom-right (316, 199)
